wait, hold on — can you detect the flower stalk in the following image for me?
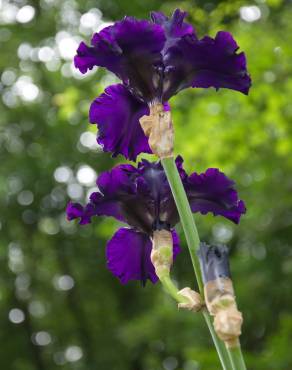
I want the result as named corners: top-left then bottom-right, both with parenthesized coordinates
top-left (71, 7), bottom-right (252, 370)
top-left (161, 157), bottom-right (234, 370)
top-left (150, 229), bottom-right (231, 369)
top-left (161, 157), bottom-right (203, 292)
top-left (228, 346), bottom-right (247, 370)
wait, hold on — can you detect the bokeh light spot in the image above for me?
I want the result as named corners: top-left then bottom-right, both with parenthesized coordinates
top-left (16, 5), bottom-right (35, 24)
top-left (240, 6), bottom-right (261, 22)
top-left (76, 165), bottom-right (96, 186)
top-left (54, 166), bottom-right (73, 183)
top-left (53, 275), bottom-right (75, 291)
top-left (65, 346), bottom-right (83, 362)
top-left (17, 190), bottom-right (34, 206)
top-left (9, 308), bottom-right (25, 324)
top-left (32, 331), bottom-right (52, 346)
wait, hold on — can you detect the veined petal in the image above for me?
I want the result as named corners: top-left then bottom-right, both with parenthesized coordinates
top-left (89, 84), bottom-right (151, 161)
top-left (74, 42), bottom-right (100, 74)
top-left (74, 25), bottom-right (123, 75)
top-left (185, 168), bottom-right (246, 224)
top-left (66, 201), bottom-right (96, 225)
top-left (66, 190), bottom-right (125, 225)
top-left (163, 31), bottom-right (251, 100)
top-left (106, 228), bottom-right (157, 285)
top-left (106, 227), bottom-right (180, 285)
top-left (96, 164), bottom-right (156, 233)
top-left (75, 18), bottom-right (165, 101)
top-left (137, 159), bottom-right (178, 228)
top-left (96, 163), bottom-right (137, 196)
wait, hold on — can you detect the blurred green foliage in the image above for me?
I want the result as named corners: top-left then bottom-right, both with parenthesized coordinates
top-left (1, 0), bottom-right (292, 369)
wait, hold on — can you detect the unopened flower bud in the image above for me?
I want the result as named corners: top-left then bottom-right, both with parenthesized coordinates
top-left (139, 103), bottom-right (174, 159)
top-left (198, 242), bottom-right (243, 348)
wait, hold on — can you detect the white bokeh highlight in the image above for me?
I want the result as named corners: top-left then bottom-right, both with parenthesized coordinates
top-left (16, 5), bottom-right (35, 23)
top-left (32, 331), bottom-right (52, 346)
top-left (240, 6), bottom-right (261, 22)
top-left (53, 275), bottom-right (75, 291)
top-left (9, 308), bottom-right (25, 324)
top-left (65, 346), bottom-right (83, 362)
top-left (76, 165), bottom-right (96, 186)
top-left (54, 166), bottom-right (73, 183)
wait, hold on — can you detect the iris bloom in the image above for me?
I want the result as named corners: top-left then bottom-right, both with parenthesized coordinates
top-left (75, 9), bottom-right (251, 160)
top-left (66, 157), bottom-right (245, 284)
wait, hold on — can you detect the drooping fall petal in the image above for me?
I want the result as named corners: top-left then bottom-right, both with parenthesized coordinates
top-left (185, 167), bottom-right (246, 224)
top-left (89, 84), bottom-right (151, 161)
top-left (106, 228), bottom-right (180, 284)
top-left (162, 31), bottom-right (251, 100)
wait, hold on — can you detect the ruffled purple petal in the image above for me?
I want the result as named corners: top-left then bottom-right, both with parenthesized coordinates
top-left (75, 18), bottom-right (165, 101)
top-left (163, 31), bottom-right (251, 100)
top-left (95, 164), bottom-right (156, 232)
top-left (106, 228), bottom-right (157, 285)
top-left (106, 227), bottom-right (180, 285)
top-left (185, 168), bottom-right (246, 224)
top-left (74, 42), bottom-right (99, 74)
top-left (89, 84), bottom-right (151, 161)
top-left (66, 162), bottom-right (158, 233)
top-left (66, 191), bottom-right (126, 225)
top-left (66, 201), bottom-right (96, 225)
top-left (74, 25), bottom-right (122, 75)
top-left (175, 155), bottom-right (188, 181)
top-left (89, 192), bottom-right (125, 222)
top-left (96, 163), bottom-right (137, 196)
top-left (67, 156), bottom-right (245, 237)
top-left (66, 164), bottom-right (139, 225)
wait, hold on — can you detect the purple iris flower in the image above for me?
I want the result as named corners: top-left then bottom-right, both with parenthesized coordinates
top-left (75, 9), bottom-right (251, 161)
top-left (66, 157), bottom-right (246, 284)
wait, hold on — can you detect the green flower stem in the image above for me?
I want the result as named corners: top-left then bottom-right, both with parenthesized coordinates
top-left (159, 274), bottom-right (188, 303)
top-left (227, 345), bottom-right (247, 370)
top-left (202, 310), bottom-right (232, 370)
top-left (159, 275), bottom-right (231, 370)
top-left (161, 157), bottom-right (203, 294)
top-left (161, 156), bottom-right (243, 370)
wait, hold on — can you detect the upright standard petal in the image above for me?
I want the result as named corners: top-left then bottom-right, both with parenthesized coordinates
top-left (163, 31), bottom-right (251, 100)
top-left (89, 84), bottom-right (151, 161)
top-left (151, 9), bottom-right (194, 49)
top-left (106, 228), bottom-right (180, 285)
top-left (137, 159), bottom-right (179, 228)
top-left (96, 163), bottom-right (137, 197)
top-left (185, 168), bottom-right (246, 224)
top-left (75, 18), bottom-right (165, 101)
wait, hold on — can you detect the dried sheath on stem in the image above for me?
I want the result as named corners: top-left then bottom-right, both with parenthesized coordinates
top-left (140, 103), bottom-right (174, 159)
top-left (198, 242), bottom-right (243, 348)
